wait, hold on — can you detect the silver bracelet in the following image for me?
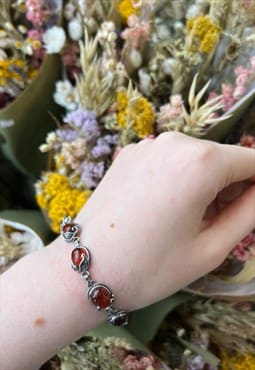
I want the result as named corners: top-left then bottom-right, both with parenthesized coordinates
top-left (60, 216), bottom-right (128, 326)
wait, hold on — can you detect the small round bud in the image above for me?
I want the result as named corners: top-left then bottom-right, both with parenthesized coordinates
top-left (129, 49), bottom-right (142, 68)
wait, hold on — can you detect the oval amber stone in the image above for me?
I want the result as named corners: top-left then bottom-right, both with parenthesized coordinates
top-left (90, 285), bottom-right (112, 309)
top-left (108, 311), bottom-right (128, 326)
top-left (71, 248), bottom-right (89, 268)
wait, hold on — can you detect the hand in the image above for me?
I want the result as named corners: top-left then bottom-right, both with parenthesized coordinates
top-left (77, 132), bottom-right (255, 310)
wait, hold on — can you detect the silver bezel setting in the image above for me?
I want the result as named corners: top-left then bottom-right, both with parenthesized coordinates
top-left (61, 216), bottom-right (80, 242)
top-left (88, 283), bottom-right (114, 310)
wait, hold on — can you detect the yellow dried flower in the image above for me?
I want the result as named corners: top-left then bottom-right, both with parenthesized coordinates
top-left (27, 69), bottom-right (38, 82)
top-left (200, 32), bottom-right (219, 53)
top-left (0, 29), bottom-right (7, 37)
top-left (116, 90), bottom-right (155, 138)
top-left (14, 41), bottom-right (23, 49)
top-left (17, 1), bottom-right (26, 13)
top-left (55, 154), bottom-right (66, 171)
top-left (118, 0), bottom-right (140, 23)
top-left (32, 40), bottom-right (41, 49)
top-left (221, 350), bottom-right (255, 370)
top-left (36, 193), bottom-right (48, 209)
top-left (48, 188), bottom-right (91, 233)
top-left (36, 173), bottom-right (92, 233)
top-left (187, 15), bottom-right (221, 54)
top-left (0, 58), bottom-right (27, 85)
top-left (43, 173), bottom-right (69, 198)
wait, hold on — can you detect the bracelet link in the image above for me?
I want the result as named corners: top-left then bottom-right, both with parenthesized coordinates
top-left (60, 216), bottom-right (128, 326)
top-left (61, 216), bottom-right (80, 242)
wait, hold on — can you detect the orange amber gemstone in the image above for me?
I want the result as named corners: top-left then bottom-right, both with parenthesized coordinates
top-left (63, 223), bottom-right (75, 233)
top-left (89, 285), bottom-right (112, 308)
top-left (71, 248), bottom-right (89, 268)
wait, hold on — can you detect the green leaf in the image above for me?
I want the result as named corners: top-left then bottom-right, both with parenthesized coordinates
top-left (202, 86), bottom-right (255, 141)
top-left (178, 337), bottom-right (220, 368)
top-left (127, 292), bottom-right (192, 344)
top-left (87, 323), bottom-right (151, 353)
top-left (0, 54), bottom-right (62, 178)
top-left (0, 209), bottom-right (53, 244)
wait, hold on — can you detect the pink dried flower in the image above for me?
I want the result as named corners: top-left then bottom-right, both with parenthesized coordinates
top-left (233, 84), bottom-right (247, 100)
top-left (157, 94), bottom-right (184, 129)
top-left (123, 355), bottom-right (142, 370)
top-left (232, 245), bottom-right (251, 262)
top-left (208, 92), bottom-right (218, 100)
top-left (121, 15), bottom-right (151, 49)
top-left (61, 44), bottom-right (80, 67)
top-left (221, 83), bottom-right (235, 97)
top-left (219, 84), bottom-right (235, 112)
top-left (209, 84), bottom-right (236, 113)
top-left (27, 29), bottom-right (43, 41)
top-left (170, 94), bottom-right (183, 108)
top-left (231, 233), bottom-right (255, 262)
top-left (235, 66), bottom-right (251, 86)
top-left (234, 301), bottom-right (253, 312)
top-left (140, 354), bottom-right (156, 367)
top-left (240, 135), bottom-right (255, 148)
top-left (239, 233), bottom-right (255, 247)
top-left (26, 0), bottom-right (46, 26)
top-left (123, 353), bottom-right (156, 370)
top-left (27, 29), bottom-right (44, 67)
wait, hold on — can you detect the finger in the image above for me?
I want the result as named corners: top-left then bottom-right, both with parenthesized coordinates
top-left (203, 182), bottom-right (247, 220)
top-left (199, 184), bottom-right (255, 260)
top-left (217, 144), bottom-right (255, 187)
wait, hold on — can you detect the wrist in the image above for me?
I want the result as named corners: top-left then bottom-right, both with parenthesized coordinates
top-left (1, 237), bottom-right (105, 370)
top-left (75, 211), bottom-right (136, 311)
top-left (60, 216), bottom-right (129, 325)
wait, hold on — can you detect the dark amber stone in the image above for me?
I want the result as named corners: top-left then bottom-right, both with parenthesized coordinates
top-left (108, 311), bottom-right (128, 326)
top-left (90, 285), bottom-right (112, 309)
top-left (71, 248), bottom-right (89, 268)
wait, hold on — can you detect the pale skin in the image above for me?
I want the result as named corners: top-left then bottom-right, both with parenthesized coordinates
top-left (1, 132), bottom-right (255, 370)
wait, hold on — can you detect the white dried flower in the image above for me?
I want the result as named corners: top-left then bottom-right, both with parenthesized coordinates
top-left (68, 18), bottom-right (83, 41)
top-left (64, 1), bottom-right (76, 20)
top-left (186, 4), bottom-right (201, 19)
top-left (129, 49), bottom-right (142, 68)
top-left (18, 25), bottom-right (27, 34)
top-left (162, 58), bottom-right (179, 76)
top-left (85, 17), bottom-right (98, 33)
top-left (40, 132), bottom-right (59, 152)
top-left (102, 21), bottom-right (115, 33)
top-left (98, 21), bottom-right (117, 45)
top-left (77, 0), bottom-right (88, 15)
top-left (174, 21), bottom-right (184, 31)
top-left (53, 80), bottom-right (78, 111)
top-left (138, 69), bottom-right (152, 95)
top-left (46, 132), bottom-right (58, 145)
top-left (154, 24), bottom-right (170, 41)
top-left (43, 26), bottom-right (66, 54)
top-left (39, 144), bottom-right (51, 153)
top-left (21, 41), bottom-right (33, 55)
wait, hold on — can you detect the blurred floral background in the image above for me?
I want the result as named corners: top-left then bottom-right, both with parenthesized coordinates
top-left (0, 0), bottom-right (255, 369)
